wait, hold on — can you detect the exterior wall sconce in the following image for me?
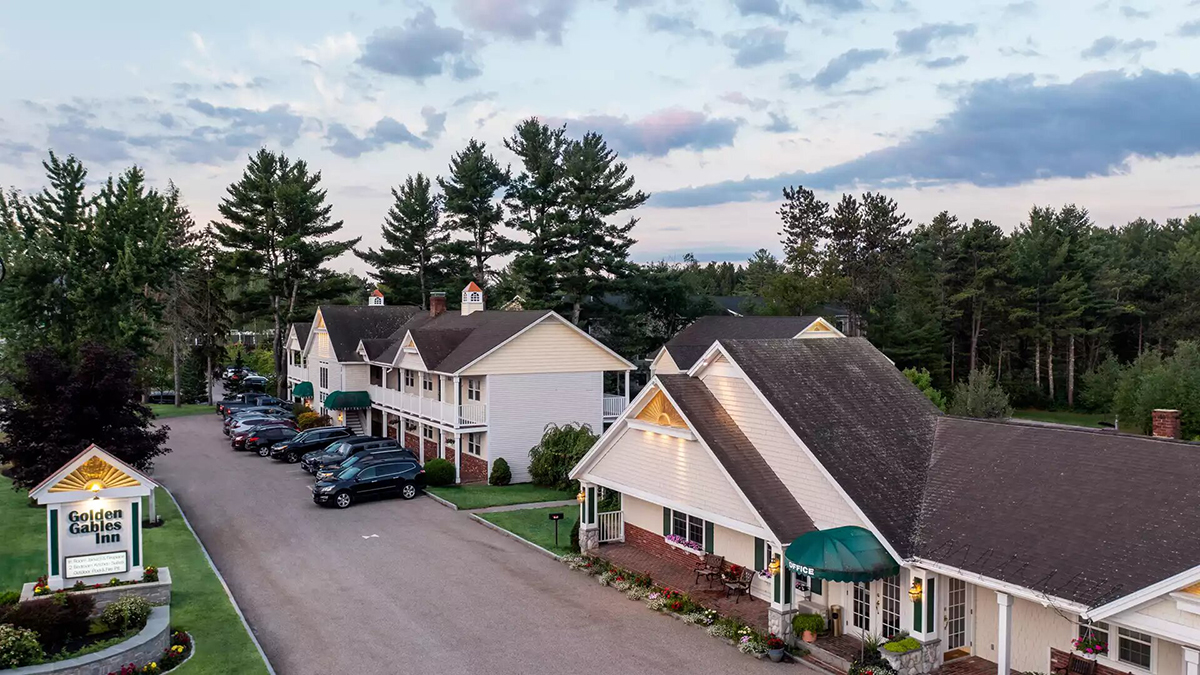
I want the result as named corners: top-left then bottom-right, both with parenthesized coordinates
top-left (909, 578), bottom-right (923, 603)
top-left (576, 490), bottom-right (586, 503)
top-left (768, 556), bottom-right (781, 576)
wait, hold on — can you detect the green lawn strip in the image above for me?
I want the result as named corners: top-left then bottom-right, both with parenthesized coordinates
top-left (0, 478), bottom-right (46, 591)
top-left (478, 505), bottom-right (578, 556)
top-left (1011, 409), bottom-right (1114, 429)
top-left (149, 403), bottom-right (215, 419)
top-left (427, 483), bottom-right (574, 509)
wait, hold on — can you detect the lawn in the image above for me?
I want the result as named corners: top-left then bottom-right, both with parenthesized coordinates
top-left (149, 403), bottom-right (215, 418)
top-left (1012, 409), bottom-right (1115, 429)
top-left (0, 478), bottom-right (269, 675)
top-left (427, 482), bottom-right (574, 509)
top-left (479, 505), bottom-right (579, 556)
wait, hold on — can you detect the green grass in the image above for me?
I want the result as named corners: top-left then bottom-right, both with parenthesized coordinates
top-left (427, 483), bottom-right (574, 509)
top-left (478, 505), bottom-right (579, 556)
top-left (149, 403), bottom-right (215, 418)
top-left (1012, 409), bottom-right (1114, 429)
top-left (0, 479), bottom-right (268, 675)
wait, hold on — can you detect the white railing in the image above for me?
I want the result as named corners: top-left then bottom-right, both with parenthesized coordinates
top-left (598, 510), bottom-right (624, 543)
top-left (603, 394), bottom-right (627, 418)
top-left (369, 385), bottom-right (487, 428)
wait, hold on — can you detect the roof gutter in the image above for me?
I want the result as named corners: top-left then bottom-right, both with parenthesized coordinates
top-left (909, 557), bottom-right (1089, 615)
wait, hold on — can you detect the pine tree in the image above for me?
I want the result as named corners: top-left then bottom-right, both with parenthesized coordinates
top-left (504, 118), bottom-right (568, 308)
top-left (186, 225), bottom-right (229, 404)
top-left (778, 185), bottom-right (829, 277)
top-left (355, 173), bottom-right (448, 309)
top-left (158, 183), bottom-right (199, 406)
top-left (557, 132), bottom-right (649, 325)
top-left (439, 139), bottom-right (510, 288)
top-left (214, 150), bottom-right (359, 398)
top-left (951, 219), bottom-right (1009, 377)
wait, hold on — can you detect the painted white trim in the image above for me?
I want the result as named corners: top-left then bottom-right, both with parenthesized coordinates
top-left (793, 317), bottom-right (846, 339)
top-left (649, 347), bottom-right (673, 373)
top-left (689, 340), bottom-right (904, 562)
top-left (453, 311), bottom-right (634, 375)
top-left (1088, 564), bottom-right (1200, 621)
top-left (1113, 610), bottom-right (1200, 649)
top-left (625, 418), bottom-right (695, 440)
top-left (578, 473), bottom-right (773, 541)
top-left (30, 444), bottom-right (159, 502)
top-left (569, 379), bottom-right (663, 479)
top-left (910, 558), bottom-right (1089, 614)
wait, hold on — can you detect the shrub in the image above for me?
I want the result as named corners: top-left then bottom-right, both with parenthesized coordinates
top-left (708, 617), bottom-right (742, 640)
top-left (792, 612), bottom-right (826, 635)
top-left (569, 518), bottom-right (580, 553)
top-left (903, 367), bottom-right (947, 411)
top-left (296, 411), bottom-right (330, 431)
top-left (489, 457), bottom-right (512, 486)
top-left (4, 593), bottom-right (94, 653)
top-left (292, 401), bottom-right (314, 418)
top-left (100, 595), bottom-right (152, 633)
top-left (423, 458), bottom-right (455, 486)
top-left (948, 366), bottom-right (1013, 419)
top-left (0, 591), bottom-right (19, 608)
top-left (527, 423), bottom-right (597, 490)
top-left (883, 637), bottom-right (922, 653)
top-left (0, 624), bottom-right (43, 668)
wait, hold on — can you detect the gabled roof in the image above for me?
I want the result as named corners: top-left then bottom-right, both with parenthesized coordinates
top-left (289, 322), bottom-right (312, 350)
top-left (919, 417), bottom-right (1200, 608)
top-left (664, 316), bottom-right (821, 370)
top-left (317, 305), bottom-right (421, 362)
top-left (720, 337), bottom-right (940, 558)
top-left (30, 444), bottom-right (158, 504)
top-left (658, 374), bottom-right (816, 544)
top-left (358, 338), bottom-right (392, 361)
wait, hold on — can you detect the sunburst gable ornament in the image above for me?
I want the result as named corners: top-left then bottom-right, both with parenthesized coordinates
top-left (634, 391), bottom-right (687, 429)
top-left (49, 456), bottom-right (141, 493)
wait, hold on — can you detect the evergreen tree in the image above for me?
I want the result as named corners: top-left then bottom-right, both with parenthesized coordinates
top-left (179, 347), bottom-right (208, 404)
top-left (504, 118), bottom-right (568, 308)
top-left (951, 219), bottom-right (1009, 377)
top-left (355, 173), bottom-right (448, 309)
top-left (186, 225), bottom-right (229, 404)
top-left (439, 139), bottom-right (510, 288)
top-left (948, 366), bottom-right (1013, 419)
top-left (214, 150), bottom-right (359, 398)
top-left (557, 132), bottom-right (649, 325)
top-left (778, 185), bottom-right (829, 277)
top-left (158, 183), bottom-right (199, 406)
top-left (738, 249), bottom-right (785, 298)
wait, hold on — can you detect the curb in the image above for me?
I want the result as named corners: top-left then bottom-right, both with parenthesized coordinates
top-left (161, 487), bottom-right (277, 675)
top-left (424, 492), bottom-right (459, 511)
top-left (468, 513), bottom-right (563, 561)
top-left (471, 499), bottom-right (578, 514)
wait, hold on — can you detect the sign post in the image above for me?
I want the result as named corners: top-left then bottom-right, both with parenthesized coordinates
top-left (548, 512), bottom-right (564, 548)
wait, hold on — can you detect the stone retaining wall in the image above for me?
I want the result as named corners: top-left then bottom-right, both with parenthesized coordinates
top-left (879, 639), bottom-right (942, 675)
top-left (20, 568), bottom-right (172, 616)
top-left (8, 606), bottom-right (170, 675)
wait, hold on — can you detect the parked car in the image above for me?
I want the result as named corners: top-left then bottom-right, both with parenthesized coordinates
top-left (269, 426), bottom-right (355, 463)
top-left (229, 417), bottom-right (296, 444)
top-left (220, 395), bottom-right (286, 417)
top-left (244, 426), bottom-right (299, 457)
top-left (314, 447), bottom-right (418, 482)
top-left (300, 437), bottom-right (400, 475)
top-left (231, 420), bottom-right (297, 450)
top-left (222, 406), bottom-right (294, 432)
top-left (147, 390), bottom-right (177, 404)
top-left (311, 458), bottom-right (426, 508)
top-left (240, 375), bottom-right (268, 390)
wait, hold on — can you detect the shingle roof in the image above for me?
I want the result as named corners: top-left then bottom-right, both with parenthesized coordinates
top-left (375, 310), bottom-right (552, 373)
top-left (359, 338), bottom-right (392, 361)
top-left (658, 374), bottom-right (816, 544)
top-left (918, 417), bottom-right (1200, 607)
top-left (664, 316), bottom-right (820, 370)
top-left (720, 338), bottom-right (941, 558)
top-left (290, 322), bottom-right (312, 350)
top-left (318, 305), bottom-right (421, 362)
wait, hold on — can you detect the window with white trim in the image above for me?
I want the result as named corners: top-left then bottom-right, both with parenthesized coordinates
top-left (422, 425), bottom-right (436, 442)
top-left (852, 582), bottom-right (871, 632)
top-left (881, 575), bottom-right (901, 638)
top-left (405, 419), bottom-right (417, 432)
top-left (1117, 627), bottom-right (1152, 669)
top-left (317, 332), bottom-right (331, 358)
top-left (1078, 621), bottom-right (1109, 657)
top-left (319, 367), bottom-right (329, 390)
top-left (404, 370), bottom-right (414, 389)
top-left (465, 433), bottom-right (481, 456)
top-left (422, 374), bottom-right (434, 392)
top-left (670, 509), bottom-right (705, 547)
top-left (466, 378), bottom-right (481, 402)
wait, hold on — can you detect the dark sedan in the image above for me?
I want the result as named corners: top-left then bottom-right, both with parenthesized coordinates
top-left (311, 458), bottom-right (425, 508)
top-left (244, 426), bottom-right (299, 457)
top-left (300, 437), bottom-right (399, 475)
top-left (269, 426), bottom-right (355, 463)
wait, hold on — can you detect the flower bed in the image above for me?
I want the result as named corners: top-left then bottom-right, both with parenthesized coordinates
top-left (20, 570), bottom-right (171, 617)
top-left (1, 607), bottom-right (177, 675)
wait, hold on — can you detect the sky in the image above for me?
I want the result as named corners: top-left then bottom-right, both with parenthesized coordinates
top-left (1, 0), bottom-right (1198, 272)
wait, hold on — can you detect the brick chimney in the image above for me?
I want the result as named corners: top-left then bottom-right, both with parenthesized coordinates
top-left (429, 292), bottom-right (447, 318)
top-left (1152, 409), bottom-right (1182, 439)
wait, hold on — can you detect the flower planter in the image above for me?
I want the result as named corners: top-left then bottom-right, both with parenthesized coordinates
top-left (768, 648), bottom-right (785, 663)
top-left (802, 630), bottom-right (817, 643)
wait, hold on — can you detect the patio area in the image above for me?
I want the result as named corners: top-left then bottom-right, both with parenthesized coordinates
top-left (595, 542), bottom-right (770, 632)
top-left (941, 655), bottom-right (1014, 675)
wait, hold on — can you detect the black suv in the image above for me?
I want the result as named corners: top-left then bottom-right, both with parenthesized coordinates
top-left (300, 437), bottom-right (401, 475)
top-left (314, 447), bottom-right (418, 482)
top-left (312, 458), bottom-right (425, 508)
top-left (269, 426), bottom-right (354, 463)
top-left (244, 426), bottom-right (299, 457)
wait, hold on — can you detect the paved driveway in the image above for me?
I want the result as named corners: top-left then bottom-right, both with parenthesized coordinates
top-left (153, 415), bottom-right (783, 675)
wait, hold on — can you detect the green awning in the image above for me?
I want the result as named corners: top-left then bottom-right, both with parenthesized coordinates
top-left (291, 381), bottom-right (314, 398)
top-left (323, 390), bottom-right (371, 410)
top-left (784, 526), bottom-right (899, 583)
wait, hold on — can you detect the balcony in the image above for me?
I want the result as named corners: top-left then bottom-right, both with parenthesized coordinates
top-left (603, 394), bottom-right (628, 418)
top-left (369, 385), bottom-right (486, 428)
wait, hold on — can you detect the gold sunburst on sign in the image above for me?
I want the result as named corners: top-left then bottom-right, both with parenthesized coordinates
top-left (635, 391), bottom-right (687, 429)
top-left (48, 456), bottom-right (140, 493)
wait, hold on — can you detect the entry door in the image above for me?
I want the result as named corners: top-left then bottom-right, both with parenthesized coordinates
top-left (944, 577), bottom-right (971, 657)
top-left (852, 582), bottom-right (871, 635)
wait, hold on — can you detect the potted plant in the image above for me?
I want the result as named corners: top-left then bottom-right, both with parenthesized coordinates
top-left (766, 634), bottom-right (786, 662)
top-left (1072, 634), bottom-right (1107, 660)
top-left (792, 613), bottom-right (826, 643)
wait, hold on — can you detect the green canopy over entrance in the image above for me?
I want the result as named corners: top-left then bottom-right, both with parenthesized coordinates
top-left (323, 390), bottom-right (371, 410)
top-left (291, 381), bottom-right (314, 398)
top-left (784, 526), bottom-right (899, 582)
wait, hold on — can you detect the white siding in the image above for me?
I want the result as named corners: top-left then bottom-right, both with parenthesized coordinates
top-left (972, 587), bottom-right (1074, 672)
top-left (587, 426), bottom-right (759, 527)
top-left (397, 350), bottom-right (426, 371)
top-left (1137, 597), bottom-right (1200, 631)
top-left (623, 494), bottom-right (662, 533)
top-left (699, 367), bottom-right (865, 530)
top-left (652, 349), bottom-right (681, 375)
top-left (463, 318), bottom-right (628, 375)
top-left (487, 371), bottom-right (605, 484)
top-left (342, 364), bottom-right (369, 391)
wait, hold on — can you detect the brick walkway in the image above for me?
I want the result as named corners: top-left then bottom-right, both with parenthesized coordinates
top-left (813, 633), bottom-right (866, 664)
top-left (941, 655), bottom-right (1013, 675)
top-left (596, 542), bottom-right (770, 632)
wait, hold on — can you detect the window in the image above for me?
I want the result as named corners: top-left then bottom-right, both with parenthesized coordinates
top-left (319, 367), bottom-right (329, 390)
top-left (1078, 621), bottom-right (1109, 657)
top-left (405, 419), bottom-right (417, 432)
top-left (292, 350), bottom-right (302, 365)
top-left (370, 366), bottom-right (383, 386)
top-left (423, 425), bottom-right (437, 441)
top-left (356, 467), bottom-right (377, 480)
top-left (1117, 628), bottom-right (1152, 669)
top-left (881, 575), bottom-right (901, 638)
top-left (404, 370), bottom-right (415, 389)
top-left (852, 582), bottom-right (871, 632)
top-left (466, 433), bottom-right (481, 456)
top-left (317, 332), bottom-right (331, 358)
top-left (670, 509), bottom-right (705, 547)
top-left (466, 378), bottom-right (481, 402)
top-left (376, 463), bottom-right (402, 477)
top-left (422, 374), bottom-right (434, 392)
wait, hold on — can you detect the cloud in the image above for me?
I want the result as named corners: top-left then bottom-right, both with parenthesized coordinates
top-left (763, 111), bottom-right (796, 133)
top-left (1002, 1), bottom-right (1037, 16)
top-left (157, 112), bottom-right (178, 128)
top-left (552, 108), bottom-right (741, 157)
top-left (1179, 19), bottom-right (1200, 37)
top-left (421, 106), bottom-right (447, 139)
top-left (0, 139), bottom-right (38, 165)
top-left (653, 70), bottom-right (1200, 207)
top-left (189, 32), bottom-right (208, 57)
top-left (1081, 36), bottom-right (1156, 59)
top-left (325, 117), bottom-right (432, 158)
top-left (185, 99), bottom-right (304, 145)
top-left (46, 118), bottom-right (134, 164)
top-left (645, 12), bottom-right (714, 40)
top-left (795, 48), bottom-right (889, 89)
top-left (1119, 5), bottom-right (1150, 18)
top-left (804, 0), bottom-right (868, 14)
top-left (358, 6), bottom-right (478, 81)
top-left (732, 0), bottom-right (799, 20)
top-left (723, 27), bottom-right (789, 67)
top-left (721, 91), bottom-right (770, 111)
top-left (924, 55), bottom-right (968, 69)
top-left (452, 90), bottom-right (497, 106)
top-left (453, 0), bottom-right (578, 45)
top-left (894, 23), bottom-right (976, 55)
top-left (298, 32), bottom-right (360, 66)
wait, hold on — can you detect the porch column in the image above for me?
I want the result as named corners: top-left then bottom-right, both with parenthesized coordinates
top-left (908, 568), bottom-right (938, 644)
top-left (454, 431), bottom-right (461, 484)
top-left (769, 553), bottom-right (796, 642)
top-left (578, 481), bottom-right (599, 552)
top-left (624, 371), bottom-right (631, 408)
top-left (1184, 647), bottom-right (1199, 675)
top-left (997, 592), bottom-right (1013, 675)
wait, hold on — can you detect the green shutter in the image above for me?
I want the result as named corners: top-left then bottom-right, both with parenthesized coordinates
top-left (925, 578), bottom-right (935, 633)
top-left (132, 502), bottom-right (141, 566)
top-left (704, 521), bottom-right (714, 553)
top-left (773, 569), bottom-right (781, 603)
top-left (663, 507), bottom-right (671, 536)
top-left (586, 487), bottom-right (595, 525)
top-left (784, 569), bottom-right (793, 604)
top-left (49, 509), bottom-right (59, 577)
top-left (811, 577), bottom-right (822, 595)
top-left (913, 582), bottom-right (923, 632)
top-left (754, 537), bottom-right (764, 571)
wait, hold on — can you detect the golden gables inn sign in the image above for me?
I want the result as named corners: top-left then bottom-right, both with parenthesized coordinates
top-left (29, 445), bottom-right (156, 590)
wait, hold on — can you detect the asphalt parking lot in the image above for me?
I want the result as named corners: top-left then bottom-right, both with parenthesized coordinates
top-left (153, 414), bottom-right (782, 675)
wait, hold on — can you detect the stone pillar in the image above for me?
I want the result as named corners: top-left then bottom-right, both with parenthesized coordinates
top-left (769, 559), bottom-right (796, 642)
top-left (579, 481), bottom-right (599, 552)
top-left (1184, 647), bottom-right (1199, 675)
top-left (997, 592), bottom-right (1013, 675)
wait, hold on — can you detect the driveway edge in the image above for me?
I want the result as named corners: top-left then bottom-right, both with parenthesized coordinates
top-left (425, 492), bottom-right (459, 510)
top-left (468, 513), bottom-right (563, 561)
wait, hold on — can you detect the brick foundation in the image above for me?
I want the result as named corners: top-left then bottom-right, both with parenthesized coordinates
top-left (422, 438), bottom-right (438, 463)
top-left (404, 433), bottom-right (419, 453)
top-left (444, 444), bottom-right (456, 465)
top-left (1051, 649), bottom-right (1126, 675)
top-left (386, 424), bottom-right (398, 440)
top-left (462, 453), bottom-right (488, 483)
top-left (625, 523), bottom-right (705, 570)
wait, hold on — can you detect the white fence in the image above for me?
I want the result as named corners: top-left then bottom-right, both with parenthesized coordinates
top-left (598, 510), bottom-right (624, 543)
top-left (603, 394), bottom-right (627, 418)
top-left (370, 385), bottom-right (487, 427)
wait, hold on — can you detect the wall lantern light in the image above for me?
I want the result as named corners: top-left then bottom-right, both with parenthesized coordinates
top-left (576, 490), bottom-right (586, 503)
top-left (909, 579), bottom-right (923, 603)
top-left (768, 556), bottom-right (781, 576)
